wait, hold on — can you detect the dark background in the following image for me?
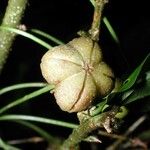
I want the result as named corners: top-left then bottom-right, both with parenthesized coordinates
top-left (0, 0), bottom-right (150, 149)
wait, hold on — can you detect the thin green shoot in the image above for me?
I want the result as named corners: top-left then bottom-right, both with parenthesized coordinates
top-left (0, 82), bottom-right (47, 95)
top-left (0, 26), bottom-right (52, 49)
top-left (0, 138), bottom-right (20, 150)
top-left (0, 84), bottom-right (55, 114)
top-left (30, 29), bottom-right (64, 45)
top-left (103, 17), bottom-right (120, 44)
top-left (0, 114), bottom-right (78, 129)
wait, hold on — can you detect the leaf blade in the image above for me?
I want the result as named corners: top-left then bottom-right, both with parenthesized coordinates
top-left (123, 71), bottom-right (150, 104)
top-left (119, 53), bottom-right (150, 92)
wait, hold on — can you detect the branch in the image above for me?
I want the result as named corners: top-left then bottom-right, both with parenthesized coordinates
top-left (106, 115), bottom-right (147, 150)
top-left (0, 0), bottom-right (28, 74)
top-left (89, 0), bottom-right (108, 41)
top-left (61, 106), bottom-right (119, 150)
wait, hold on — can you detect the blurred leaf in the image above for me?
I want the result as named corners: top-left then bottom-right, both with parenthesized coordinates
top-left (121, 89), bottom-right (134, 101)
top-left (123, 71), bottom-right (150, 104)
top-left (103, 17), bottom-right (120, 44)
top-left (0, 82), bottom-right (47, 95)
top-left (0, 138), bottom-right (20, 150)
top-left (0, 26), bottom-right (52, 49)
top-left (138, 129), bottom-right (150, 141)
top-left (30, 29), bottom-right (64, 45)
top-left (0, 114), bottom-right (78, 129)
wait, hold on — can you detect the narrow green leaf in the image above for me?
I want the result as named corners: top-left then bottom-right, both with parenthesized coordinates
top-left (0, 138), bottom-right (20, 150)
top-left (0, 82), bottom-right (47, 95)
top-left (0, 84), bottom-right (55, 114)
top-left (30, 29), bottom-right (64, 45)
top-left (0, 26), bottom-right (52, 49)
top-left (120, 53), bottom-right (150, 92)
top-left (103, 17), bottom-right (120, 44)
top-left (121, 89), bottom-right (134, 101)
top-left (90, 100), bottom-right (108, 116)
top-left (107, 53), bottom-right (150, 104)
top-left (0, 114), bottom-right (78, 129)
top-left (123, 71), bottom-right (150, 104)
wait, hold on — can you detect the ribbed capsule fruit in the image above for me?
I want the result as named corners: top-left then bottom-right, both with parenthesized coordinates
top-left (40, 37), bottom-right (114, 112)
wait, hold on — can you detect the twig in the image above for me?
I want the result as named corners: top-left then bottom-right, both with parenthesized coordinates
top-left (0, 0), bottom-right (28, 74)
top-left (98, 131), bottom-right (127, 140)
top-left (125, 115), bottom-right (146, 136)
top-left (8, 137), bottom-right (44, 145)
top-left (60, 106), bottom-right (119, 150)
top-left (89, 0), bottom-right (108, 41)
top-left (106, 115), bottom-right (147, 150)
top-left (8, 136), bottom-right (63, 150)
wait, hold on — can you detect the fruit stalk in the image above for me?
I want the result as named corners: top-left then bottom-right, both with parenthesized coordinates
top-left (89, 0), bottom-right (108, 41)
